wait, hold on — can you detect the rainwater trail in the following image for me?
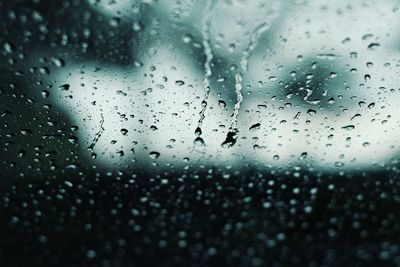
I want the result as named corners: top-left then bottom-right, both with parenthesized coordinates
top-left (222, 15), bottom-right (277, 148)
top-left (88, 113), bottom-right (105, 155)
top-left (194, 0), bottom-right (215, 148)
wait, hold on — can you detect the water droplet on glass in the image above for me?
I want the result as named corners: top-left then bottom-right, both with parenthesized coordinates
top-left (342, 125), bottom-right (355, 131)
top-left (367, 43), bottom-right (380, 50)
top-left (175, 80), bottom-right (185, 86)
top-left (68, 136), bottom-right (78, 144)
top-left (221, 130), bottom-right (238, 148)
top-left (249, 123), bottom-right (261, 132)
top-left (60, 84), bottom-right (70, 91)
top-left (149, 151), bottom-right (160, 160)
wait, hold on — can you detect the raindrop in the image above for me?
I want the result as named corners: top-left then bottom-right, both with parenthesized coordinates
top-left (307, 109), bottom-right (317, 116)
top-left (20, 129), bottom-right (32, 135)
top-left (367, 43), bottom-right (380, 50)
top-left (175, 80), bottom-right (185, 86)
top-left (41, 90), bottom-right (50, 98)
top-left (193, 136), bottom-right (205, 147)
top-left (51, 57), bottom-right (65, 67)
top-left (195, 127), bottom-right (202, 136)
top-left (351, 114), bottom-right (361, 120)
top-left (221, 130), bottom-right (238, 148)
top-left (149, 151), bottom-right (161, 160)
top-left (249, 123), bottom-right (261, 131)
top-left (68, 136), bottom-right (78, 144)
top-left (342, 125), bottom-right (355, 131)
top-left (60, 84), bottom-right (70, 91)
top-left (334, 161), bottom-right (344, 167)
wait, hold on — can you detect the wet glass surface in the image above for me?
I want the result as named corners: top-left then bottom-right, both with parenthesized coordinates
top-left (1, 0), bottom-right (400, 266)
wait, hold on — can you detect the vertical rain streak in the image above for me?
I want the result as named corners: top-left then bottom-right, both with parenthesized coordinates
top-left (194, 0), bottom-right (215, 147)
top-left (222, 9), bottom-right (279, 148)
top-left (87, 113), bottom-right (105, 157)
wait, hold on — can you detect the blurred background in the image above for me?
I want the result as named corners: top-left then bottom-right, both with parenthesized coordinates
top-left (1, 0), bottom-right (400, 266)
